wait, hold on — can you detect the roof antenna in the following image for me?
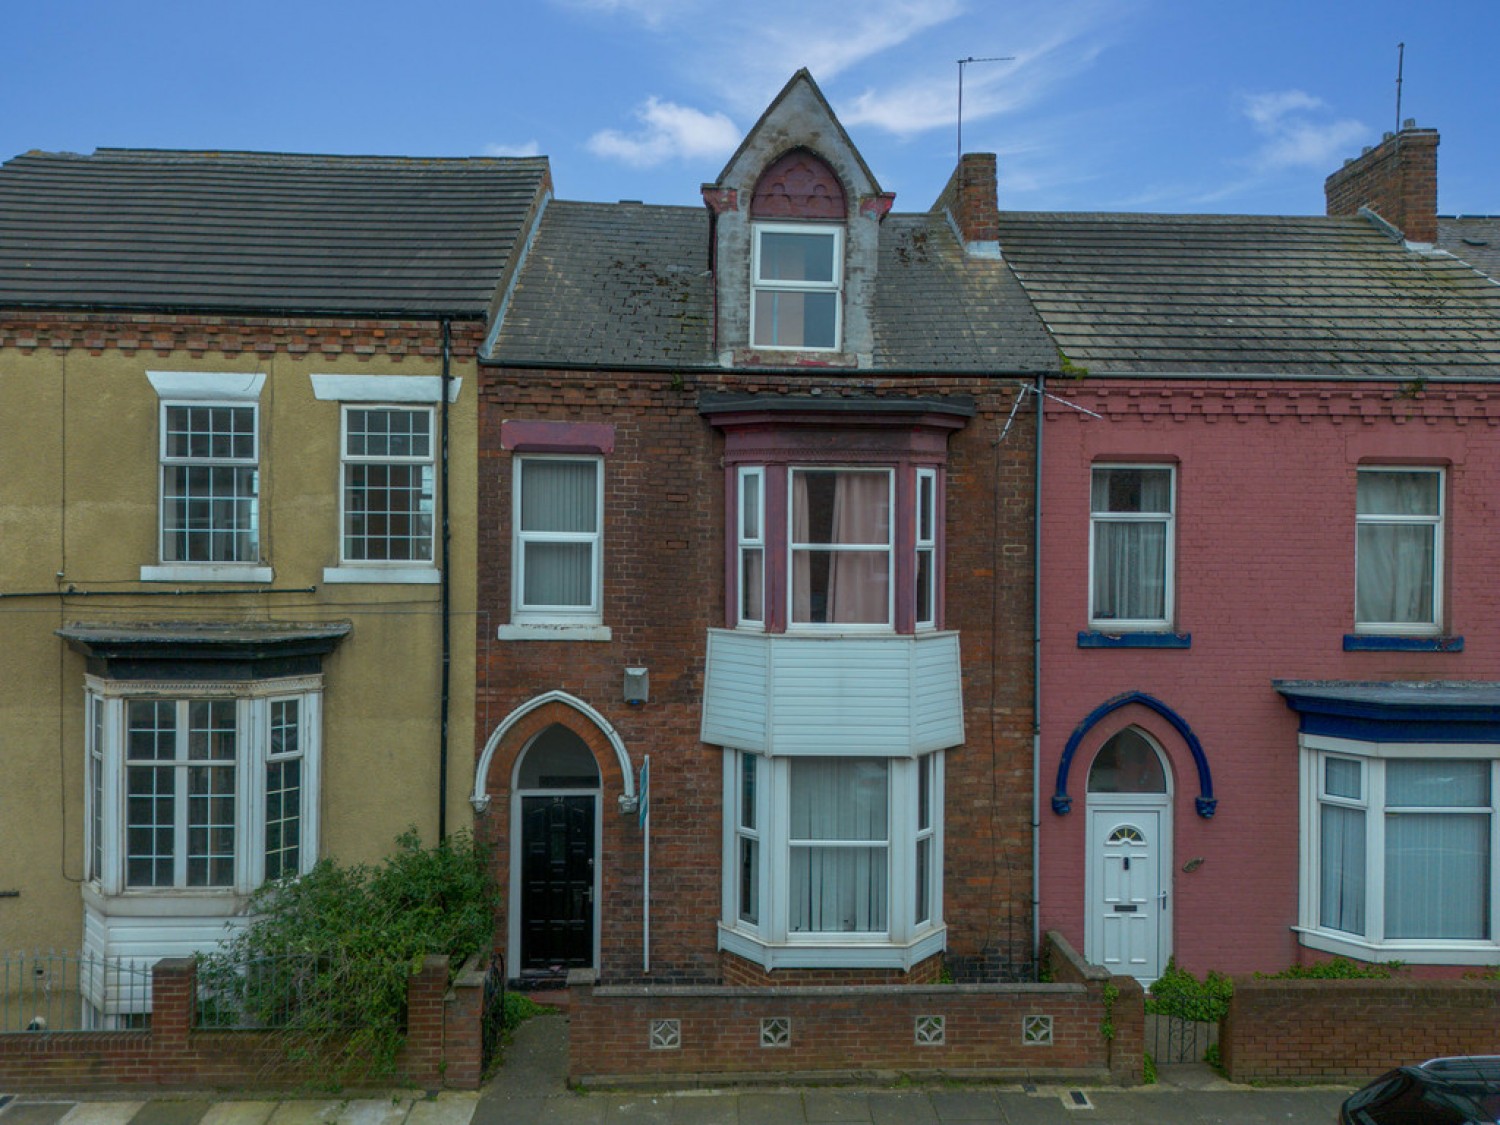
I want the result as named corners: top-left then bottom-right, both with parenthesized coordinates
top-left (1394, 41), bottom-right (1405, 136)
top-left (957, 56), bottom-right (1015, 162)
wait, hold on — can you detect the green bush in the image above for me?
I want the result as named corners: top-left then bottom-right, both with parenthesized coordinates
top-left (1144, 959), bottom-right (1234, 1023)
top-left (1255, 956), bottom-right (1403, 980)
top-left (196, 828), bottom-right (498, 1084)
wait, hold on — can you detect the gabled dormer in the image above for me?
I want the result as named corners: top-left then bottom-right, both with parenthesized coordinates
top-left (702, 69), bottom-right (893, 368)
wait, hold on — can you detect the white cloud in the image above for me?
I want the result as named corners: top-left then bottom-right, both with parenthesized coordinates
top-left (586, 97), bottom-right (740, 168)
top-left (482, 140), bottom-right (542, 158)
top-left (1240, 89), bottom-right (1368, 171)
top-left (550, 0), bottom-right (697, 29)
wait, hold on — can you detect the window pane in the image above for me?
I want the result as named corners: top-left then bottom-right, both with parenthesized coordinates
top-left (1087, 729), bottom-right (1167, 794)
top-left (162, 465), bottom-right (258, 563)
top-left (1320, 804), bottom-right (1366, 935)
top-left (740, 754), bottom-right (756, 829)
top-left (792, 550), bottom-right (889, 624)
top-left (741, 547), bottom-right (764, 622)
top-left (791, 471), bottom-right (892, 625)
top-left (739, 838), bottom-right (759, 925)
top-left (187, 764), bottom-right (236, 887)
top-left (1357, 470), bottom-right (1440, 516)
top-left (1356, 525), bottom-right (1435, 624)
top-left (789, 759), bottom-right (888, 841)
top-left (520, 460), bottom-right (597, 533)
top-left (759, 231), bottom-right (835, 283)
top-left (1092, 522), bottom-right (1167, 621)
top-left (1386, 760), bottom-right (1488, 807)
top-left (1092, 468), bottom-right (1171, 514)
top-left (915, 549), bottom-right (933, 624)
top-left (522, 542), bottom-right (594, 606)
top-left (915, 836), bottom-right (931, 925)
top-left (789, 846), bottom-right (888, 932)
top-left (265, 758), bottom-right (302, 881)
top-left (189, 701), bottom-right (236, 761)
top-left (1385, 812), bottom-right (1488, 939)
top-left (126, 765), bottom-right (175, 888)
top-left (753, 291), bottom-right (837, 349)
top-left (344, 463), bottom-right (434, 561)
top-left (127, 701), bottom-right (175, 760)
top-left (1325, 758), bottom-right (1362, 800)
top-left (740, 473), bottom-right (761, 540)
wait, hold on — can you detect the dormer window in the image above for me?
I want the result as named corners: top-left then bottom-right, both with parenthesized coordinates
top-left (749, 149), bottom-right (848, 353)
top-left (752, 224), bottom-right (842, 349)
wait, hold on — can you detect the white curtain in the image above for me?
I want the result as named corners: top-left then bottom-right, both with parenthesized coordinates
top-left (792, 471), bottom-right (889, 624)
top-left (1092, 471), bottom-right (1169, 621)
top-left (1356, 473), bottom-right (1437, 624)
top-left (1384, 761), bottom-right (1489, 940)
top-left (1319, 804), bottom-right (1366, 935)
top-left (521, 460), bottom-right (596, 607)
top-left (788, 759), bottom-right (888, 932)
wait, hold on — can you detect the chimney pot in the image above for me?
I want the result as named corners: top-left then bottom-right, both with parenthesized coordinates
top-left (1403, 118), bottom-right (1416, 129)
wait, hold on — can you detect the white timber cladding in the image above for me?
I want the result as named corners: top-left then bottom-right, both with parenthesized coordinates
top-left (701, 630), bottom-right (964, 755)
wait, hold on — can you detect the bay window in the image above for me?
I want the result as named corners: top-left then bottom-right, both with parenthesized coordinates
top-left (1355, 467), bottom-right (1443, 633)
top-left (723, 750), bottom-right (943, 969)
top-left (85, 679), bottom-right (320, 896)
top-left (1303, 743), bottom-right (1498, 960)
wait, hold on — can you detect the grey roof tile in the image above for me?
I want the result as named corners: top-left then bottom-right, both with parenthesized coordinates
top-left (997, 212), bottom-right (1500, 378)
top-left (0, 148), bottom-right (550, 316)
top-left (1437, 216), bottom-right (1500, 282)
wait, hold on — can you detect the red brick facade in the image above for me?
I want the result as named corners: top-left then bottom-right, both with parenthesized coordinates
top-left (475, 365), bottom-right (1038, 986)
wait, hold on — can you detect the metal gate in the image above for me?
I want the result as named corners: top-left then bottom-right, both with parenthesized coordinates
top-left (481, 957), bottom-right (506, 1070)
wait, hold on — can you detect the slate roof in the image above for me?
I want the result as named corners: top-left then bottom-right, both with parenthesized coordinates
top-left (0, 148), bottom-right (550, 317)
top-left (997, 212), bottom-right (1500, 378)
top-left (494, 200), bottom-right (1056, 372)
top-left (1437, 216), bottom-right (1500, 282)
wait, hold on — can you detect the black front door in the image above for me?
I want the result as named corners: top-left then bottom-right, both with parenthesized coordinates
top-left (520, 794), bottom-right (595, 970)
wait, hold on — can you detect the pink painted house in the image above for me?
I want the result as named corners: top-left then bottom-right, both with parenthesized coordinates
top-left (1003, 125), bottom-right (1500, 982)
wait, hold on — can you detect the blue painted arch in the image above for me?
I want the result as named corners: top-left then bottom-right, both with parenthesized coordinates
top-left (1053, 691), bottom-right (1217, 818)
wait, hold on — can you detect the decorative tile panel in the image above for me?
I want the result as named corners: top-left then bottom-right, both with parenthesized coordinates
top-left (915, 1014), bottom-right (945, 1046)
top-left (1022, 1014), bottom-right (1053, 1046)
top-left (649, 1018), bottom-right (681, 1050)
top-left (760, 1016), bottom-right (791, 1048)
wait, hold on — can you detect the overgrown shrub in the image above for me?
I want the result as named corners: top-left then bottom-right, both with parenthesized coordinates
top-left (1144, 959), bottom-right (1234, 1023)
top-left (196, 828), bottom-right (498, 1085)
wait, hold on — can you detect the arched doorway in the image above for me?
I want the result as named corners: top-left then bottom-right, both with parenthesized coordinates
top-left (1085, 727), bottom-right (1173, 984)
top-left (512, 724), bottom-right (601, 974)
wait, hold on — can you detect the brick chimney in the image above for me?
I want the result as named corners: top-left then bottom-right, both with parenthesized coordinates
top-left (1325, 123), bottom-right (1439, 243)
top-left (933, 153), bottom-right (1000, 257)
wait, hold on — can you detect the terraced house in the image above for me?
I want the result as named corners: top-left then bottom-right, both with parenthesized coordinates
top-left (0, 149), bottom-right (548, 1024)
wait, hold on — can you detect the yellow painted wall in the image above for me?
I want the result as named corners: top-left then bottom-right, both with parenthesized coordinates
top-left (0, 339), bottom-right (478, 953)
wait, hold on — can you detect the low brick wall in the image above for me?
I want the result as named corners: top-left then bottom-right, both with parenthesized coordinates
top-left (1222, 976), bottom-right (1500, 1083)
top-left (567, 932), bottom-right (1144, 1088)
top-left (0, 954), bottom-right (488, 1093)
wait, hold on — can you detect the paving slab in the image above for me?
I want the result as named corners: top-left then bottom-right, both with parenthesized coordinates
top-left (402, 1095), bottom-right (476, 1125)
top-left (127, 1101), bottom-right (212, 1125)
top-left (195, 1103), bottom-right (277, 1125)
top-left (803, 1090), bottom-right (871, 1122)
top-left (867, 1090), bottom-right (939, 1125)
top-left (529, 1096), bottom-right (606, 1125)
top-left (264, 1103), bottom-right (344, 1125)
top-left (57, 1105), bottom-right (144, 1125)
top-left (738, 1092), bottom-right (805, 1125)
top-left (665, 1094), bottom-right (739, 1125)
top-left (0, 1103), bottom-right (75, 1125)
top-left (925, 1089), bottom-right (1004, 1121)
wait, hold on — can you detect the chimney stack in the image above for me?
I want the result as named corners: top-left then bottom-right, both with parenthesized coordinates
top-left (933, 153), bottom-right (1001, 257)
top-left (1325, 122), bottom-right (1439, 244)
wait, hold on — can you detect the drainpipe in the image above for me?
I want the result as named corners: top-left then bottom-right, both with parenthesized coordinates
top-left (439, 319), bottom-right (452, 840)
top-left (1032, 372), bottom-right (1045, 971)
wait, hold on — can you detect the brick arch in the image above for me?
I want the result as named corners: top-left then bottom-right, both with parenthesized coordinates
top-left (751, 148), bottom-right (847, 220)
top-left (471, 691), bottom-right (635, 814)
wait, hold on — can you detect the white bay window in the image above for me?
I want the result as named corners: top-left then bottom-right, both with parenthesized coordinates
top-left (723, 749), bottom-right (943, 969)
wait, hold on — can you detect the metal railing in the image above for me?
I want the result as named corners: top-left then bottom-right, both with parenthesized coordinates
top-left (0, 950), bottom-right (153, 1032)
top-left (193, 952), bottom-right (392, 1031)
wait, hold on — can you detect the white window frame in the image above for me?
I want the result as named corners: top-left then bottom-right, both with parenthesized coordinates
top-left (1354, 466), bottom-right (1444, 635)
top-left (84, 675), bottom-right (322, 899)
top-left (511, 455), bottom-right (605, 627)
top-left (751, 223), bottom-right (843, 352)
top-left (737, 466), bottom-right (766, 630)
top-left (915, 468), bottom-right (937, 631)
top-left (142, 372), bottom-right (269, 583)
top-left (787, 466), bottom-right (894, 632)
top-left (1298, 734), bottom-right (1500, 964)
top-left (719, 749), bottom-right (945, 970)
top-left (1088, 463), bottom-right (1175, 631)
top-left (334, 404), bottom-right (436, 575)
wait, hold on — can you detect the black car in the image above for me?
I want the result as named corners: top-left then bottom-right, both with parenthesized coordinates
top-left (1341, 1056), bottom-right (1500, 1124)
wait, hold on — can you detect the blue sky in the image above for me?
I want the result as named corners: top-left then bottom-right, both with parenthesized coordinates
top-left (5, 0), bottom-right (1496, 217)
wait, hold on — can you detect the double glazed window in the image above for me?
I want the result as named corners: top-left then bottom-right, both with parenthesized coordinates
top-left (160, 403), bottom-right (259, 564)
top-left (728, 750), bottom-right (941, 958)
top-left (341, 407), bottom-right (434, 564)
top-left (86, 684), bottom-right (318, 895)
top-left (752, 224), bottom-right (842, 350)
top-left (1310, 749), bottom-right (1495, 951)
top-left (791, 469), bottom-right (892, 626)
top-left (1090, 465), bottom-right (1174, 629)
top-left (513, 456), bottom-right (603, 623)
top-left (1355, 467), bottom-right (1443, 632)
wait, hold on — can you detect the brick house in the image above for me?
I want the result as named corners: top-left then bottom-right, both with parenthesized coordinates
top-left (0, 149), bottom-right (548, 1023)
top-left (471, 70), bottom-right (1059, 988)
top-left (1005, 124), bottom-right (1500, 983)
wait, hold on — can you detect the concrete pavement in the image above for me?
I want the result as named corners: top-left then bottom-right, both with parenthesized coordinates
top-left (2, 1012), bottom-right (1354, 1124)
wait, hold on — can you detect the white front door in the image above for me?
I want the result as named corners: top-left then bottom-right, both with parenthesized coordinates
top-left (1087, 806), bottom-right (1169, 983)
